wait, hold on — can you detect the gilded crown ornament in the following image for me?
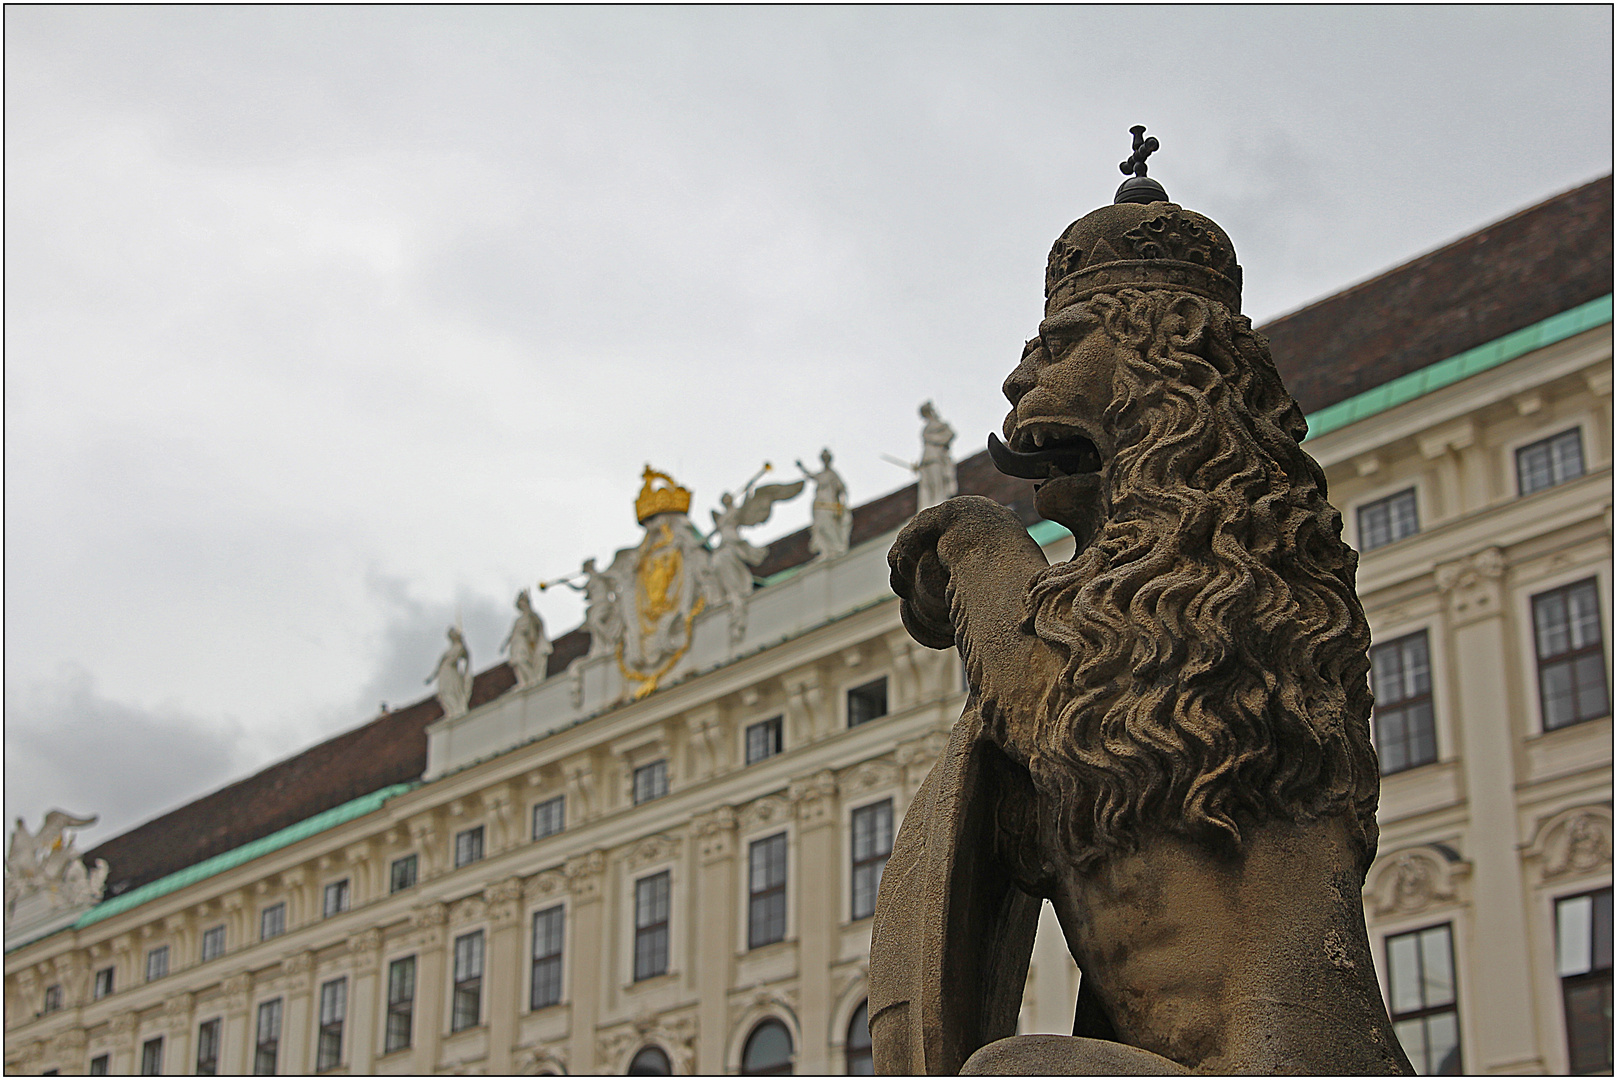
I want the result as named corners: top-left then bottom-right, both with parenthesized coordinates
top-left (1043, 125), bottom-right (1243, 316)
top-left (634, 465), bottom-right (693, 524)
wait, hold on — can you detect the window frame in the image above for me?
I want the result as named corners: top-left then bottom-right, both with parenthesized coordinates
top-left (532, 794), bottom-right (566, 841)
top-left (740, 1016), bottom-right (796, 1076)
top-left (195, 1017), bottom-right (222, 1076)
top-left (259, 901), bottom-right (287, 941)
top-left (850, 799), bottom-right (895, 922)
top-left (530, 904), bottom-right (566, 1011)
top-left (632, 759), bottom-right (669, 805)
top-left (1531, 577), bottom-right (1611, 732)
top-left (88, 1054), bottom-right (109, 1076)
top-left (92, 966), bottom-right (114, 1000)
top-left (748, 832), bottom-right (789, 950)
top-left (316, 976), bottom-right (347, 1071)
top-left (633, 870), bottom-right (672, 982)
top-left (1370, 629), bottom-right (1438, 774)
top-left (389, 853), bottom-right (418, 893)
top-left (744, 716), bottom-right (784, 765)
top-left (1515, 425), bottom-right (1587, 496)
top-left (846, 676), bottom-right (890, 728)
top-left (1555, 886), bottom-right (1614, 1075)
top-left (453, 825), bottom-right (486, 868)
top-left (322, 878), bottom-right (350, 918)
top-left (451, 929), bottom-right (485, 1032)
top-left (254, 998), bottom-right (282, 1076)
top-left (383, 954), bottom-right (416, 1055)
top-left (845, 998), bottom-right (873, 1075)
top-left (1384, 921), bottom-right (1462, 1075)
top-left (1355, 486), bottom-right (1421, 552)
top-left (140, 1036), bottom-right (164, 1077)
top-left (42, 983), bottom-right (62, 1015)
top-left (145, 945), bottom-right (169, 983)
top-left (200, 923), bottom-right (226, 963)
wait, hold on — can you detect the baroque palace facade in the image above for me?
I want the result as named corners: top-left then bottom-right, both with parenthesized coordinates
top-left (5, 176), bottom-right (1613, 1076)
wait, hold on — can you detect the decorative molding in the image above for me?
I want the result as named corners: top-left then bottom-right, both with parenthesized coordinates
top-left (450, 893), bottom-right (488, 926)
top-left (840, 757), bottom-right (899, 798)
top-left (347, 928), bottom-right (383, 973)
top-left (789, 769), bottom-right (839, 827)
top-left (486, 876), bottom-right (524, 928)
top-left (565, 850), bottom-right (607, 902)
top-left (109, 1012), bottom-right (138, 1038)
top-left (1365, 845), bottom-right (1469, 918)
top-left (624, 833), bottom-right (682, 872)
top-left (515, 1046), bottom-right (568, 1076)
top-left (524, 869), bottom-right (568, 902)
top-left (1525, 804), bottom-right (1614, 882)
top-left (1434, 546), bottom-right (1506, 624)
top-left (741, 794), bottom-right (792, 833)
top-left (221, 972), bottom-right (253, 1012)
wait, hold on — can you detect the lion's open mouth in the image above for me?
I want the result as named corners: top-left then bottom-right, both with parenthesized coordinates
top-left (988, 422), bottom-right (1103, 480)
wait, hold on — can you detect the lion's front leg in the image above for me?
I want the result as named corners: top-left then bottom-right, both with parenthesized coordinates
top-left (889, 497), bottom-right (1059, 730)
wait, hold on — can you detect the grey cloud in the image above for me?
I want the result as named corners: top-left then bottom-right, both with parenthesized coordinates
top-left (3, 666), bottom-right (248, 847)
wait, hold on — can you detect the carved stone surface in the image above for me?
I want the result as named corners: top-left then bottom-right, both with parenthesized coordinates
top-left (1529, 804), bottom-right (1614, 881)
top-left (916, 400), bottom-right (959, 511)
top-left (1365, 846), bottom-right (1469, 918)
top-left (694, 805), bottom-right (738, 863)
top-left (1435, 546), bottom-right (1506, 624)
top-left (798, 449), bottom-right (853, 561)
top-left (788, 769), bottom-right (838, 829)
top-left (524, 869), bottom-right (568, 901)
top-left (874, 146), bottom-right (1408, 1075)
top-left (565, 850), bottom-right (607, 901)
top-left (5, 810), bottom-right (108, 934)
top-left (429, 626), bottom-right (474, 719)
top-left (624, 833), bottom-right (682, 872)
top-left (504, 588), bottom-right (553, 689)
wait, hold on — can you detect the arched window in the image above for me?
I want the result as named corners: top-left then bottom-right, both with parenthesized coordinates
top-left (741, 1018), bottom-right (794, 1075)
top-left (627, 1045), bottom-right (671, 1075)
top-left (845, 1000), bottom-right (873, 1075)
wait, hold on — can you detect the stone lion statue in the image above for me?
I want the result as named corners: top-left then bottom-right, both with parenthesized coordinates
top-left (871, 183), bottom-right (1412, 1074)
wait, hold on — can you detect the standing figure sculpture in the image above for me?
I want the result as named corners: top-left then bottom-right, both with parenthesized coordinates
top-left (427, 626), bottom-right (473, 719)
top-left (708, 464), bottom-right (805, 641)
top-left (916, 400), bottom-right (958, 510)
top-left (549, 557), bottom-right (623, 660)
top-left (797, 448), bottom-right (853, 562)
top-left (503, 588), bottom-right (552, 688)
top-left (872, 130), bottom-right (1411, 1075)
top-left (5, 811), bottom-right (106, 917)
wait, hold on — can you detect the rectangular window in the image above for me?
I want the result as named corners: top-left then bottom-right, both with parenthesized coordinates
top-left (200, 924), bottom-right (226, 963)
top-left (452, 930), bottom-right (484, 1032)
top-left (1357, 488), bottom-right (1420, 551)
top-left (196, 1018), bottom-right (221, 1077)
top-left (42, 984), bottom-right (62, 1014)
top-left (89, 1055), bottom-right (109, 1076)
top-left (1371, 631), bottom-right (1437, 774)
top-left (317, 977), bottom-right (347, 1071)
top-left (1518, 428), bottom-right (1586, 495)
top-left (140, 1037), bottom-right (163, 1077)
top-left (745, 717), bottom-right (784, 765)
top-left (633, 760), bottom-right (669, 804)
top-left (454, 826), bottom-right (485, 868)
top-left (322, 879), bottom-right (350, 918)
top-left (1387, 923), bottom-right (1461, 1075)
top-left (93, 967), bottom-right (114, 1000)
top-left (1557, 886), bottom-right (1614, 1074)
top-left (851, 800), bottom-right (895, 920)
top-left (384, 956), bottom-right (415, 1054)
top-left (260, 901), bottom-right (286, 941)
top-left (1534, 579), bottom-right (1610, 730)
top-left (748, 833), bottom-right (789, 949)
top-left (532, 795), bottom-right (566, 840)
top-left (531, 905), bottom-right (565, 1010)
top-left (254, 998), bottom-right (282, 1076)
top-left (145, 945), bottom-right (169, 982)
top-left (847, 678), bottom-right (889, 727)
top-left (634, 871), bottom-right (671, 981)
top-left (389, 854), bottom-right (418, 893)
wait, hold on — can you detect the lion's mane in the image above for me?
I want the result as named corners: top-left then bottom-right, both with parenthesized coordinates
top-left (1021, 288), bottom-right (1380, 874)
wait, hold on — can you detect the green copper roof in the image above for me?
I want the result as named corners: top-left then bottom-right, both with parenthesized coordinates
top-left (71, 782), bottom-right (418, 931)
top-left (1303, 294), bottom-right (1612, 440)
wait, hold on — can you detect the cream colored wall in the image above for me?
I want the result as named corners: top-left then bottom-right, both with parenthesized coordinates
top-left (6, 330), bottom-right (1611, 1077)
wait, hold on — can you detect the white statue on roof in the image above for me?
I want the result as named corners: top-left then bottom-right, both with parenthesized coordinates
top-left (503, 588), bottom-right (552, 688)
top-left (916, 400), bottom-right (959, 510)
top-left (547, 557), bottom-right (623, 659)
top-left (797, 448), bottom-right (853, 561)
top-left (427, 626), bottom-right (473, 719)
top-left (5, 810), bottom-right (108, 921)
top-left (708, 463), bottom-right (805, 641)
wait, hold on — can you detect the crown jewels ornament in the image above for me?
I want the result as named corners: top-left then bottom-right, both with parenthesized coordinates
top-left (1043, 126), bottom-right (1243, 315)
top-left (634, 465), bottom-right (693, 524)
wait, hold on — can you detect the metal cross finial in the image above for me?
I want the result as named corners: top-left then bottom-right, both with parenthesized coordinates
top-left (1119, 125), bottom-right (1160, 178)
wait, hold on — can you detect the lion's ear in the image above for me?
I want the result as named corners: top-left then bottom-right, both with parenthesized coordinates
top-left (1166, 295), bottom-right (1209, 349)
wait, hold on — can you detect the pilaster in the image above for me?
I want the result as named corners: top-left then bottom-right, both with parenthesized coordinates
top-left (564, 850), bottom-right (607, 1075)
top-left (279, 950), bottom-right (316, 1074)
top-left (693, 805), bottom-right (739, 1073)
top-left (407, 902), bottom-right (448, 1075)
top-left (1436, 547), bottom-right (1542, 1072)
top-left (484, 876), bottom-right (525, 1073)
top-left (346, 928), bottom-right (383, 1073)
top-left (790, 769), bottom-right (840, 1072)
top-left (220, 973), bottom-right (253, 1076)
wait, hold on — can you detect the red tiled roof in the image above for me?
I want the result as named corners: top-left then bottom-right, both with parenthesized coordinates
top-left (83, 176), bottom-right (1612, 897)
top-left (1261, 175), bottom-right (1612, 415)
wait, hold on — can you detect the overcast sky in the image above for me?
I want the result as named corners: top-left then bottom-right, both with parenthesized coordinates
top-left (5, 6), bottom-right (1612, 848)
